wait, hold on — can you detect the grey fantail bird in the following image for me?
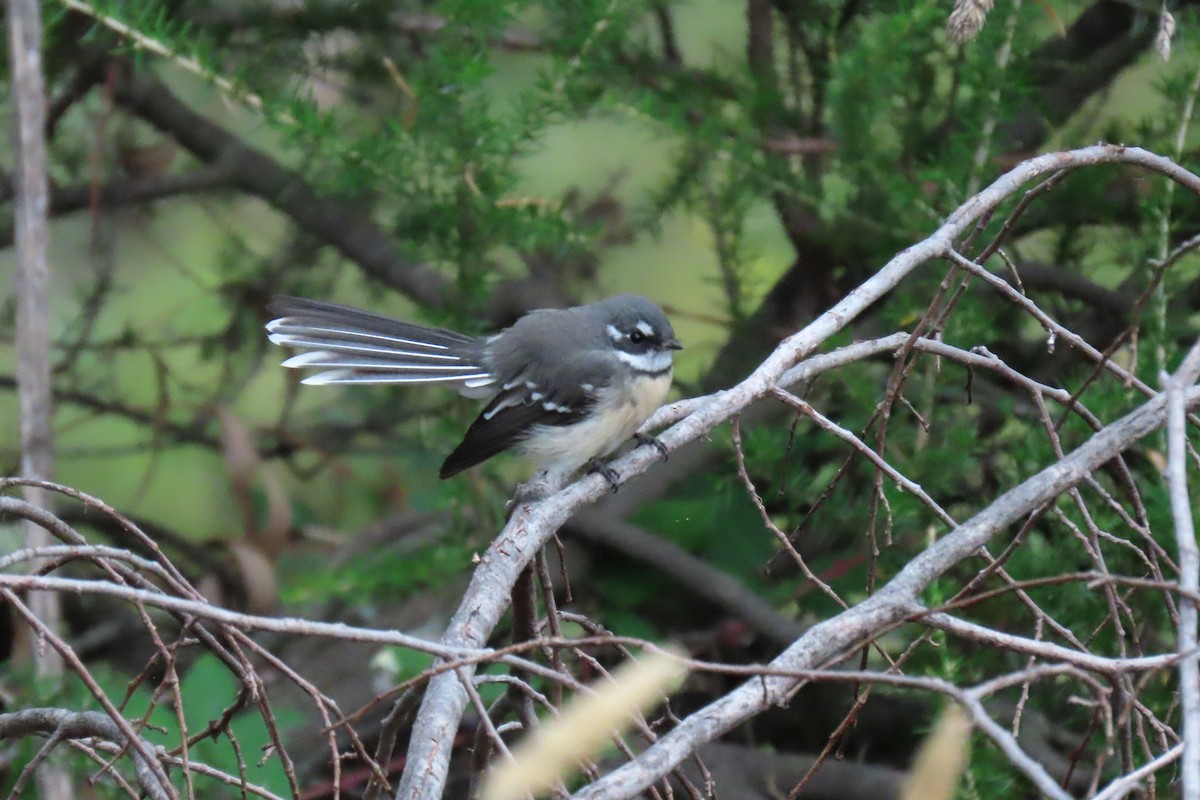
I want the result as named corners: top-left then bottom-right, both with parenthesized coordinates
top-left (265, 295), bottom-right (682, 481)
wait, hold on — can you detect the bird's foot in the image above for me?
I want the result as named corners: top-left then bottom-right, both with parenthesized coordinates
top-left (633, 432), bottom-right (669, 462)
top-left (586, 459), bottom-right (621, 493)
top-left (507, 469), bottom-right (570, 517)
top-left (508, 475), bottom-right (551, 516)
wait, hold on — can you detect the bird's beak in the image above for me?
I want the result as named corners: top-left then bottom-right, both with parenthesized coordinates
top-left (664, 338), bottom-right (683, 351)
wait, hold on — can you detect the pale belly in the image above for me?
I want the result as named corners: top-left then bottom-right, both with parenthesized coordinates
top-left (519, 370), bottom-right (672, 473)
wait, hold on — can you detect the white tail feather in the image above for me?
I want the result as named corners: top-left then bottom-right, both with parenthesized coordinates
top-left (269, 334), bottom-right (466, 361)
top-left (266, 319), bottom-right (454, 351)
top-left (300, 371), bottom-right (494, 386)
top-left (280, 351), bottom-right (483, 372)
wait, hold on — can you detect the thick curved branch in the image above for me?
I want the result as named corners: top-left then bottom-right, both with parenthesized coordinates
top-left (1001, 1), bottom-right (1153, 152)
top-left (0, 708), bottom-right (172, 800)
top-left (394, 145), bottom-right (1200, 800)
top-left (103, 64), bottom-right (452, 308)
top-left (1004, 259), bottom-right (1131, 317)
top-left (0, 163), bottom-right (236, 247)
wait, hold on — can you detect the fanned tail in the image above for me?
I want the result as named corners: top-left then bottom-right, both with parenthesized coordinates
top-left (265, 296), bottom-right (494, 394)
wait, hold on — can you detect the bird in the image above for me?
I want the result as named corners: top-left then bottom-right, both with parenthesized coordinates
top-left (265, 294), bottom-right (682, 483)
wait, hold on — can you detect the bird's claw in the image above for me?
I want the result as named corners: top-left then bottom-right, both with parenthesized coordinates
top-left (587, 459), bottom-right (621, 492)
top-left (634, 432), bottom-right (669, 462)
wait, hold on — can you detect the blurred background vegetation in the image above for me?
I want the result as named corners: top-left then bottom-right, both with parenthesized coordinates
top-left (4, 0), bottom-right (1200, 797)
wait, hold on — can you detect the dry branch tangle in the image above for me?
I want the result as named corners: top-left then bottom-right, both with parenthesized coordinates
top-left (397, 145), bottom-right (1200, 800)
top-left (580, 385), bottom-right (1200, 800)
top-left (0, 708), bottom-right (172, 800)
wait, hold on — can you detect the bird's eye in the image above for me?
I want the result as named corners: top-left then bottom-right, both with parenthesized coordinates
top-left (628, 330), bottom-right (646, 345)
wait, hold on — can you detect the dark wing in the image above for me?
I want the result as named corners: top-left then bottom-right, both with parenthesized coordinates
top-left (266, 296), bottom-right (493, 393)
top-left (438, 352), bottom-right (612, 478)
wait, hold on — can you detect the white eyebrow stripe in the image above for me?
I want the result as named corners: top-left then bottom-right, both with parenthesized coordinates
top-left (606, 324), bottom-right (623, 340)
top-left (635, 320), bottom-right (654, 336)
top-left (269, 334), bottom-right (462, 360)
top-left (266, 320), bottom-right (454, 351)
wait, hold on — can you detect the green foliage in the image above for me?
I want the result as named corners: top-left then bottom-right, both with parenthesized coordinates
top-left (282, 537), bottom-right (478, 604)
top-left (170, 657), bottom-right (301, 796)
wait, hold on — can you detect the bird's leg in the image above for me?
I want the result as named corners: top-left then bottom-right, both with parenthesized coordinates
top-left (506, 482), bottom-right (542, 518)
top-left (507, 469), bottom-right (563, 516)
top-left (633, 432), bottom-right (669, 462)
top-left (586, 459), bottom-right (621, 492)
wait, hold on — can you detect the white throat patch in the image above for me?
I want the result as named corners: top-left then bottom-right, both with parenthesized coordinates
top-left (614, 349), bottom-right (673, 374)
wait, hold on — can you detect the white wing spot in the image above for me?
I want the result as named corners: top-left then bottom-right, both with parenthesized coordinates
top-left (483, 395), bottom-right (521, 420)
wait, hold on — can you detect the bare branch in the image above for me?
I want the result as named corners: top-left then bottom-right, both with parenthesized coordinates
top-left (6, 0), bottom-right (54, 495)
top-left (0, 708), bottom-right (172, 800)
top-left (7, 20), bottom-right (67, 800)
top-left (1162, 338), bottom-right (1200, 796)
